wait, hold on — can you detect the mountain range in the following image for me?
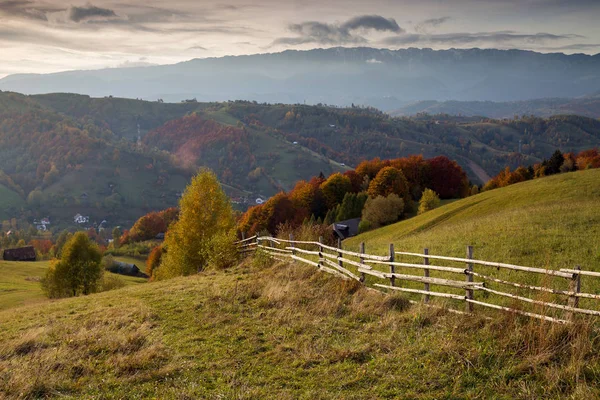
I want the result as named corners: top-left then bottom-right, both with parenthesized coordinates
top-left (2, 48), bottom-right (600, 110)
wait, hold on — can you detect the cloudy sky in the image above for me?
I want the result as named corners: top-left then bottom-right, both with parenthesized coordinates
top-left (0, 0), bottom-right (599, 77)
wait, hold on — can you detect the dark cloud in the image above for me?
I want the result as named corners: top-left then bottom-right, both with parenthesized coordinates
top-left (0, 0), bottom-right (64, 21)
top-left (68, 5), bottom-right (117, 23)
top-left (383, 31), bottom-right (583, 46)
top-left (415, 16), bottom-right (450, 33)
top-left (274, 15), bottom-right (403, 46)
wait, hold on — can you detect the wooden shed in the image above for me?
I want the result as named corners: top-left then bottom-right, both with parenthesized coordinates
top-left (3, 246), bottom-right (37, 262)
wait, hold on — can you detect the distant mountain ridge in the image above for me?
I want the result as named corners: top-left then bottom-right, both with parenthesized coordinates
top-left (391, 94), bottom-right (600, 119)
top-left (1, 47), bottom-right (600, 110)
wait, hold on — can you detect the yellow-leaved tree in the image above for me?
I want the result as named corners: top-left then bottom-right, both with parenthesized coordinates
top-left (154, 169), bottom-right (236, 280)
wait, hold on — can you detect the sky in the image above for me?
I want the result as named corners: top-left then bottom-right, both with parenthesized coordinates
top-left (0, 0), bottom-right (599, 78)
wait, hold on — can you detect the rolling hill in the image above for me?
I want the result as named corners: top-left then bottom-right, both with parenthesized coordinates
top-left (1, 90), bottom-right (600, 230)
top-left (346, 168), bottom-right (600, 274)
top-left (1, 48), bottom-right (600, 110)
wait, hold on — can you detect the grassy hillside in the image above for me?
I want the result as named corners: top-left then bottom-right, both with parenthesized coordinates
top-left (0, 260), bottom-right (147, 311)
top-left (346, 169), bottom-right (600, 274)
top-left (1, 260), bottom-right (598, 398)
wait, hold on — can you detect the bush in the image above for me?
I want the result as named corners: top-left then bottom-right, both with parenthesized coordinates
top-left (41, 232), bottom-right (102, 298)
top-left (203, 230), bottom-right (239, 270)
top-left (98, 273), bottom-right (126, 292)
top-left (101, 254), bottom-right (116, 270)
top-left (418, 189), bottom-right (441, 215)
top-left (361, 194), bottom-right (404, 229)
top-left (358, 220), bottom-right (372, 234)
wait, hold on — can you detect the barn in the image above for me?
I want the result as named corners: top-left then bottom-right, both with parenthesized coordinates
top-left (3, 246), bottom-right (37, 262)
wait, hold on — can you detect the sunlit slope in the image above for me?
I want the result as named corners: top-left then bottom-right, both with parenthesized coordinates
top-left (346, 169), bottom-right (600, 272)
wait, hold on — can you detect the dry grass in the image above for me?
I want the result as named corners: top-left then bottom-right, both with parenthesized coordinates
top-left (1, 258), bottom-right (600, 398)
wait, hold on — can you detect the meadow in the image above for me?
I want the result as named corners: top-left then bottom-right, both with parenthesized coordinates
top-left (0, 259), bottom-right (147, 312)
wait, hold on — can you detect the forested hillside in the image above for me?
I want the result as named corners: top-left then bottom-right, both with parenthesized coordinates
top-left (1, 90), bottom-right (599, 230)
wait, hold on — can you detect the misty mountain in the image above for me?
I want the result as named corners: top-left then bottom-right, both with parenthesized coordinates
top-left (391, 94), bottom-right (600, 119)
top-left (1, 47), bottom-right (600, 110)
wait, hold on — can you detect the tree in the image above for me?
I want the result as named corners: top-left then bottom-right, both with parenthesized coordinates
top-left (544, 150), bottom-right (564, 175)
top-left (112, 227), bottom-right (121, 248)
top-left (320, 173), bottom-right (352, 209)
top-left (54, 230), bottom-right (72, 258)
top-left (367, 167), bottom-right (409, 200)
top-left (426, 156), bottom-right (470, 199)
top-left (155, 169), bottom-right (236, 280)
top-left (336, 192), bottom-right (368, 221)
top-left (41, 232), bottom-right (102, 298)
top-left (361, 194), bottom-right (404, 229)
top-left (146, 245), bottom-right (163, 280)
top-left (418, 189), bottom-right (441, 215)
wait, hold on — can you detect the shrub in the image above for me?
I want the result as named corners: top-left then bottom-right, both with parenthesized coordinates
top-left (98, 273), bottom-right (126, 292)
top-left (358, 220), bottom-right (372, 234)
top-left (146, 246), bottom-right (163, 279)
top-left (203, 230), bottom-right (239, 270)
top-left (361, 194), bottom-right (404, 229)
top-left (101, 254), bottom-right (116, 270)
top-left (418, 189), bottom-right (441, 215)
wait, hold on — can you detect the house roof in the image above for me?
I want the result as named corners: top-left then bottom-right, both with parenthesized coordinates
top-left (330, 218), bottom-right (361, 240)
top-left (3, 246), bottom-right (36, 261)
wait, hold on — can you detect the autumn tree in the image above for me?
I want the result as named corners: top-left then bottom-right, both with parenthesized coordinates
top-left (41, 232), bottom-right (102, 298)
top-left (146, 245), bottom-right (163, 280)
top-left (367, 167), bottom-right (409, 200)
top-left (155, 170), bottom-right (236, 280)
top-left (427, 156), bottom-right (470, 199)
top-left (320, 173), bottom-right (352, 209)
top-left (418, 189), bottom-right (441, 215)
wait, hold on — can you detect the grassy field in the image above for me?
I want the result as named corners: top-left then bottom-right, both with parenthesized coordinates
top-left (0, 260), bottom-right (147, 311)
top-left (347, 169), bottom-right (600, 272)
top-left (1, 259), bottom-right (599, 399)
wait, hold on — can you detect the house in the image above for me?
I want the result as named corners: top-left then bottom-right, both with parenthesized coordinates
top-left (80, 192), bottom-right (89, 200)
top-left (74, 214), bottom-right (90, 224)
top-left (330, 218), bottom-right (361, 240)
top-left (3, 246), bottom-right (36, 262)
top-left (106, 261), bottom-right (147, 278)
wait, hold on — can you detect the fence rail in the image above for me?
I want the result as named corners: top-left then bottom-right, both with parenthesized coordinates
top-left (237, 235), bottom-right (600, 324)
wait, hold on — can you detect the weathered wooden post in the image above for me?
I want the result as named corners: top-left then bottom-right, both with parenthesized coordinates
top-left (241, 232), bottom-right (246, 241)
top-left (389, 243), bottom-right (396, 287)
top-left (465, 245), bottom-right (474, 313)
top-left (359, 242), bottom-right (366, 283)
top-left (567, 265), bottom-right (582, 321)
top-left (424, 248), bottom-right (430, 303)
top-left (318, 236), bottom-right (324, 269)
top-left (290, 234), bottom-right (295, 256)
top-left (337, 238), bottom-right (344, 271)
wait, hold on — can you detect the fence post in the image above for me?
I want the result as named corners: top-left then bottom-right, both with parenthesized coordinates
top-left (567, 265), bottom-right (581, 321)
top-left (318, 236), bottom-right (324, 269)
top-left (465, 245), bottom-right (474, 313)
top-left (337, 238), bottom-right (344, 271)
top-left (290, 234), bottom-right (295, 256)
top-left (359, 242), bottom-right (366, 283)
top-left (389, 244), bottom-right (395, 287)
top-left (241, 232), bottom-right (246, 241)
top-left (424, 248), bottom-right (430, 303)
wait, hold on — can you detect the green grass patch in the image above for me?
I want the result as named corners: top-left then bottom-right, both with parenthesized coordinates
top-left (0, 260), bottom-right (147, 311)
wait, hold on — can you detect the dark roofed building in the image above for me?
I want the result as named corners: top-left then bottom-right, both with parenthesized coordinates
top-left (331, 218), bottom-right (361, 240)
top-left (3, 246), bottom-right (37, 262)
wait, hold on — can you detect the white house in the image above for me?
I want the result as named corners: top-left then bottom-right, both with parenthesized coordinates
top-left (74, 214), bottom-right (90, 224)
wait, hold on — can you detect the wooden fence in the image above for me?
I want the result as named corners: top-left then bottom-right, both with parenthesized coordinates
top-left (235, 235), bottom-right (600, 324)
